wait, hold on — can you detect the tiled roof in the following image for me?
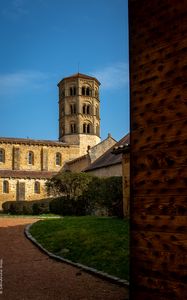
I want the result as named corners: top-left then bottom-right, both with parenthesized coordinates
top-left (0, 170), bottom-right (57, 179)
top-left (58, 73), bottom-right (100, 85)
top-left (0, 137), bottom-right (69, 147)
top-left (84, 133), bottom-right (130, 172)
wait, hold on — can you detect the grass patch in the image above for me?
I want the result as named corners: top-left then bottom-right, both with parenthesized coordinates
top-left (30, 216), bottom-right (129, 280)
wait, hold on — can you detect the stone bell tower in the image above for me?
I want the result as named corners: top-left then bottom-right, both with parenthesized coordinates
top-left (58, 73), bottom-right (101, 155)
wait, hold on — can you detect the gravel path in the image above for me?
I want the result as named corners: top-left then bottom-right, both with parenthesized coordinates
top-left (0, 217), bottom-right (128, 300)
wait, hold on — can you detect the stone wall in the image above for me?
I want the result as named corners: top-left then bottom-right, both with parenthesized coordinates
top-left (0, 141), bottom-right (80, 172)
top-left (0, 177), bottom-right (47, 209)
top-left (65, 135), bottom-right (117, 172)
top-left (0, 140), bottom-right (81, 207)
top-left (129, 0), bottom-right (187, 298)
top-left (86, 164), bottom-right (122, 177)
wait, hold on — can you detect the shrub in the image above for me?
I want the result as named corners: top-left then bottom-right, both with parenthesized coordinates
top-left (49, 196), bottom-right (87, 216)
top-left (32, 199), bottom-right (51, 215)
top-left (84, 176), bottom-right (123, 217)
top-left (2, 199), bottom-right (52, 215)
top-left (2, 201), bottom-right (13, 213)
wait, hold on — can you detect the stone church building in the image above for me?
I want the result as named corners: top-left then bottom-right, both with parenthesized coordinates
top-left (0, 73), bottom-right (116, 209)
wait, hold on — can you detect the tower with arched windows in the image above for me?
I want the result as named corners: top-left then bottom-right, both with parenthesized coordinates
top-left (58, 73), bottom-right (101, 154)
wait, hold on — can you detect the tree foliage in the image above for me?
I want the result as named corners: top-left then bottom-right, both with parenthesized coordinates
top-left (46, 171), bottom-right (93, 200)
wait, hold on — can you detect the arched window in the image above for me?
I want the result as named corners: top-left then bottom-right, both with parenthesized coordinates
top-left (73, 86), bottom-right (76, 95)
top-left (87, 105), bottom-right (90, 114)
top-left (70, 86), bottom-right (76, 96)
top-left (83, 123), bottom-right (91, 134)
top-left (34, 181), bottom-right (40, 194)
top-left (70, 104), bottom-right (76, 114)
top-left (56, 153), bottom-right (62, 166)
top-left (3, 180), bottom-right (9, 193)
top-left (86, 87), bottom-right (90, 96)
top-left (83, 123), bottom-right (86, 133)
top-left (83, 104), bottom-right (91, 115)
top-left (82, 87), bottom-right (86, 95)
top-left (70, 123), bottom-right (76, 134)
top-left (28, 151), bottom-right (34, 165)
top-left (0, 148), bottom-right (5, 163)
top-left (83, 104), bottom-right (86, 114)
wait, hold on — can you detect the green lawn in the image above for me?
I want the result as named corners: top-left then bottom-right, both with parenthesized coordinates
top-left (30, 216), bottom-right (129, 280)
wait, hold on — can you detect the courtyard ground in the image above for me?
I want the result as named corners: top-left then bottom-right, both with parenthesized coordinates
top-left (0, 217), bottom-right (129, 300)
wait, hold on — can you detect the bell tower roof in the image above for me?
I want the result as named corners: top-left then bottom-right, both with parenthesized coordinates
top-left (57, 72), bottom-right (100, 86)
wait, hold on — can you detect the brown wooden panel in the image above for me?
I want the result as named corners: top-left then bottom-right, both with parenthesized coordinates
top-left (132, 230), bottom-right (187, 253)
top-left (131, 275), bottom-right (187, 299)
top-left (129, 0), bottom-right (187, 298)
top-left (131, 247), bottom-right (187, 266)
top-left (131, 196), bottom-right (187, 216)
top-left (131, 215), bottom-right (187, 233)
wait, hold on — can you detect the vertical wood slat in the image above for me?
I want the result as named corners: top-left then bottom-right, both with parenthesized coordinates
top-left (129, 0), bottom-right (187, 299)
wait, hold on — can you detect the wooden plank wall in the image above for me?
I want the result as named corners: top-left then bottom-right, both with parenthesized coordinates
top-left (129, 0), bottom-right (187, 299)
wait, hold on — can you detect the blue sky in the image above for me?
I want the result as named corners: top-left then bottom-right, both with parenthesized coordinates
top-left (0, 0), bottom-right (129, 142)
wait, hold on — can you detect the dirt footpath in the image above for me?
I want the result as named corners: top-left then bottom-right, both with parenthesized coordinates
top-left (0, 217), bottom-right (129, 300)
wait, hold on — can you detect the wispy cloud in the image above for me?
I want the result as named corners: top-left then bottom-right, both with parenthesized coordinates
top-left (0, 70), bottom-right (52, 95)
top-left (91, 62), bottom-right (129, 90)
top-left (2, 0), bottom-right (29, 19)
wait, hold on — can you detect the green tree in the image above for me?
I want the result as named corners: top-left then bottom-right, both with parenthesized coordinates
top-left (46, 171), bottom-right (93, 200)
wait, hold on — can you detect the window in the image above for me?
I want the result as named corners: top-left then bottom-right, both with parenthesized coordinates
top-left (83, 104), bottom-right (91, 115)
top-left (34, 181), bottom-right (40, 194)
top-left (73, 86), bottom-right (76, 95)
top-left (87, 105), bottom-right (90, 114)
top-left (70, 123), bottom-right (76, 134)
top-left (3, 180), bottom-right (9, 193)
top-left (87, 124), bottom-right (90, 133)
top-left (86, 87), bottom-right (90, 96)
top-left (28, 151), bottom-right (34, 165)
top-left (83, 123), bottom-right (91, 134)
top-left (82, 86), bottom-right (86, 95)
top-left (70, 86), bottom-right (76, 96)
top-left (70, 104), bottom-right (76, 114)
top-left (56, 152), bottom-right (62, 166)
top-left (83, 104), bottom-right (86, 114)
top-left (0, 148), bottom-right (5, 163)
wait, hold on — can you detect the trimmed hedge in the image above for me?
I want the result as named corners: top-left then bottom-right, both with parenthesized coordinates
top-left (49, 195), bottom-right (88, 216)
top-left (2, 199), bottom-right (52, 215)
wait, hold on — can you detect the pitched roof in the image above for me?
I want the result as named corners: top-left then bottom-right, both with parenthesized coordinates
top-left (0, 170), bottom-right (57, 179)
top-left (84, 133), bottom-right (130, 172)
top-left (0, 137), bottom-right (69, 147)
top-left (57, 73), bottom-right (100, 86)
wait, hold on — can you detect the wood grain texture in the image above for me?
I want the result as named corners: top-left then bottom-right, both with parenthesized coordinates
top-left (129, 0), bottom-right (187, 298)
